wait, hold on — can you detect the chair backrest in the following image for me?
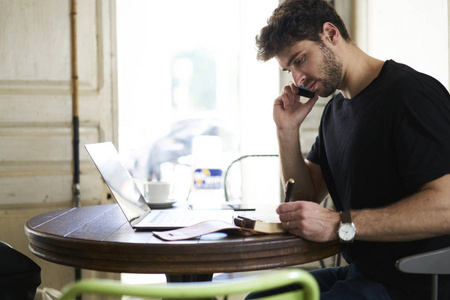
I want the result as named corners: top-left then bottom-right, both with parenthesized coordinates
top-left (0, 241), bottom-right (41, 300)
top-left (396, 246), bottom-right (450, 275)
top-left (396, 246), bottom-right (450, 300)
top-left (224, 154), bottom-right (281, 203)
top-left (60, 269), bottom-right (319, 300)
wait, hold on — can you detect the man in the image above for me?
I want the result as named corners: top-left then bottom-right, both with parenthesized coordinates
top-left (252, 0), bottom-right (450, 299)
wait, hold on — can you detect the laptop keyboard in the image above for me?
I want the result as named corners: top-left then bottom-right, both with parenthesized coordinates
top-left (147, 211), bottom-right (191, 225)
top-left (140, 210), bottom-right (233, 227)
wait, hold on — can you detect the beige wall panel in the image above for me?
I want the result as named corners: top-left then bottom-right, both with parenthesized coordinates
top-left (0, 126), bottom-right (99, 162)
top-left (0, 0), bottom-right (118, 294)
top-left (0, 173), bottom-right (105, 207)
top-left (0, 95), bottom-right (72, 123)
top-left (0, 0), bottom-right (99, 92)
top-left (0, 95), bottom-right (110, 128)
top-left (79, 95), bottom-right (112, 127)
top-left (0, 1), bottom-right (70, 82)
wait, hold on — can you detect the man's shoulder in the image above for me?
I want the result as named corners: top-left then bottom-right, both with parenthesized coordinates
top-left (321, 93), bottom-right (344, 113)
top-left (380, 60), bottom-right (449, 102)
top-left (382, 60), bottom-right (423, 84)
top-left (383, 60), bottom-right (443, 89)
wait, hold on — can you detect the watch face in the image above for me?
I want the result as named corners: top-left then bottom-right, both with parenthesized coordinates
top-left (339, 223), bottom-right (356, 241)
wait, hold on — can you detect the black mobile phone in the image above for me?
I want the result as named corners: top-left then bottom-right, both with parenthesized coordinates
top-left (297, 86), bottom-right (315, 98)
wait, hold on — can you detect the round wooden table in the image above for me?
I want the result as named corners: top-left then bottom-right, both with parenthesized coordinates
top-left (25, 204), bottom-right (341, 282)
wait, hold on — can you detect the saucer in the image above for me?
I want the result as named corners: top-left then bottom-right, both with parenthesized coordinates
top-left (147, 201), bottom-right (176, 209)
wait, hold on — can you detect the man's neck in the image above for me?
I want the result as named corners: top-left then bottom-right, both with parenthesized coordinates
top-left (339, 46), bottom-right (384, 99)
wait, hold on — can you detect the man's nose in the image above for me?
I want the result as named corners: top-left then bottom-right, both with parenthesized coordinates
top-left (292, 71), bottom-right (306, 87)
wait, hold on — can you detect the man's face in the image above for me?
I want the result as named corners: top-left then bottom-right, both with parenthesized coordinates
top-left (275, 39), bottom-right (342, 97)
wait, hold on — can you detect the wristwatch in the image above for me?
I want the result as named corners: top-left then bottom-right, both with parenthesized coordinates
top-left (338, 211), bottom-right (356, 243)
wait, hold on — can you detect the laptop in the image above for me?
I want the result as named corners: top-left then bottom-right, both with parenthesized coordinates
top-left (85, 142), bottom-right (234, 231)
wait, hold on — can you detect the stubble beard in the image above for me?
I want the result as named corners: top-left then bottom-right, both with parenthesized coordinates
top-left (317, 42), bottom-right (342, 97)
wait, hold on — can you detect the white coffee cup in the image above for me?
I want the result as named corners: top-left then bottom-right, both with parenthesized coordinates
top-left (144, 181), bottom-right (174, 203)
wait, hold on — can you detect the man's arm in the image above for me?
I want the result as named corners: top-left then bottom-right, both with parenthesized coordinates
top-left (353, 173), bottom-right (450, 242)
top-left (277, 174), bottom-right (450, 242)
top-left (274, 82), bottom-right (327, 203)
top-left (278, 128), bottom-right (328, 203)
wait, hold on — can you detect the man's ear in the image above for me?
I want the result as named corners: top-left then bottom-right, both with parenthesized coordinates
top-left (322, 22), bottom-right (340, 45)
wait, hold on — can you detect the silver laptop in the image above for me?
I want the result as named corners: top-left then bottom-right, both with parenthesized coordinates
top-left (85, 142), bottom-right (234, 231)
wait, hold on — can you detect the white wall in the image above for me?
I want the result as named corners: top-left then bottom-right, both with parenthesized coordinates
top-left (354, 0), bottom-right (449, 89)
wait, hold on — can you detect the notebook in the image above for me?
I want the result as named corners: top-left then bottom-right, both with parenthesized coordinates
top-left (85, 142), bottom-right (234, 231)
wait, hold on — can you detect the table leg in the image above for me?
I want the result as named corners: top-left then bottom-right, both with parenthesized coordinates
top-left (165, 273), bottom-right (213, 282)
top-left (164, 274), bottom-right (216, 300)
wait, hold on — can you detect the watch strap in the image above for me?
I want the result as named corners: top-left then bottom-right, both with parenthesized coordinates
top-left (340, 211), bottom-right (352, 224)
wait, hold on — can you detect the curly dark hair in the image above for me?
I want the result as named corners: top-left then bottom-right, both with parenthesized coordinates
top-left (256, 0), bottom-right (351, 62)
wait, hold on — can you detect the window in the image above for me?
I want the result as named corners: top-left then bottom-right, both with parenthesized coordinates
top-left (116, 0), bottom-right (281, 207)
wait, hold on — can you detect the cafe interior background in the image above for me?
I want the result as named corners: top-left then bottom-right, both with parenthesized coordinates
top-left (0, 0), bottom-right (448, 296)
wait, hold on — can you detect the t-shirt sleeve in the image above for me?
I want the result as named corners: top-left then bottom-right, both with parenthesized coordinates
top-left (394, 74), bottom-right (450, 192)
top-left (306, 135), bottom-right (320, 164)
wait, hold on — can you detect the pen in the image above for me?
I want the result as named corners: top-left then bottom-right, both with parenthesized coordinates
top-left (284, 178), bottom-right (295, 202)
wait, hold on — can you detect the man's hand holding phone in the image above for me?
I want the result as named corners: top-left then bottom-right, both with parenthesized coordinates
top-left (273, 82), bottom-right (319, 131)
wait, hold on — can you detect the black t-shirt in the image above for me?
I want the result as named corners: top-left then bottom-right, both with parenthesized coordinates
top-left (307, 60), bottom-right (450, 299)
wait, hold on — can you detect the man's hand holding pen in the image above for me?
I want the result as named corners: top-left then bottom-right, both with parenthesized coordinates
top-left (278, 178), bottom-right (340, 242)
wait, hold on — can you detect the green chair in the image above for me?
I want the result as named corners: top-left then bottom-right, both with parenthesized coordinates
top-left (60, 269), bottom-right (319, 300)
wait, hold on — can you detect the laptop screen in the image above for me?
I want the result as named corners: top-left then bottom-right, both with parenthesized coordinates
top-left (85, 142), bottom-right (150, 225)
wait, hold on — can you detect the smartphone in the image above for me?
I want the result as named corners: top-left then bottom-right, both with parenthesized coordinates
top-left (297, 86), bottom-right (315, 98)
